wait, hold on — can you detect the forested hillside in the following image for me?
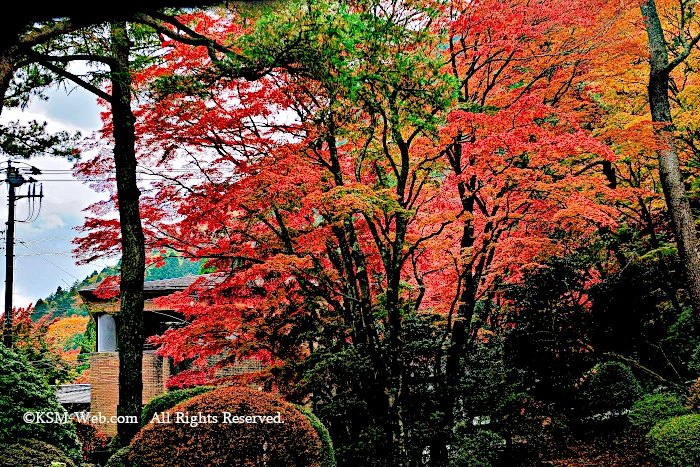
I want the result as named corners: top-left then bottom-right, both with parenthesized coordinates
top-left (32, 253), bottom-right (203, 322)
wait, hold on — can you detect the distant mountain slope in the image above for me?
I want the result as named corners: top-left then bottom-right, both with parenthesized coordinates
top-left (33, 253), bottom-right (204, 321)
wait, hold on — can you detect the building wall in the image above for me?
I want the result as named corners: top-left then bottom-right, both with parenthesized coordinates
top-left (89, 351), bottom-right (169, 437)
top-left (90, 352), bottom-right (262, 436)
top-left (142, 351), bottom-right (170, 404)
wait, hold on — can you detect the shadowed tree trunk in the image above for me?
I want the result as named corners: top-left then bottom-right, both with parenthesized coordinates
top-left (110, 21), bottom-right (146, 447)
top-left (641, 0), bottom-right (700, 324)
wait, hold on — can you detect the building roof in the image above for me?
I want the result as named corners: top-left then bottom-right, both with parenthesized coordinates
top-left (56, 384), bottom-right (91, 405)
top-left (77, 273), bottom-right (223, 312)
top-left (79, 274), bottom-right (207, 293)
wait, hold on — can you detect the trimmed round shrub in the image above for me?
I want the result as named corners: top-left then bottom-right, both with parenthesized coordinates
top-left (104, 447), bottom-right (131, 467)
top-left (0, 439), bottom-right (75, 467)
top-left (629, 393), bottom-right (689, 432)
top-left (294, 405), bottom-right (337, 467)
top-left (128, 386), bottom-right (323, 467)
top-left (140, 385), bottom-right (213, 427)
top-left (583, 361), bottom-right (642, 415)
top-left (0, 345), bottom-right (81, 463)
top-left (648, 414), bottom-right (700, 467)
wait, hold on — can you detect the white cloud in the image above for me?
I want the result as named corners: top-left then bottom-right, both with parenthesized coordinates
top-left (11, 291), bottom-right (34, 309)
top-left (0, 80), bottom-right (111, 306)
top-left (39, 214), bottom-right (65, 230)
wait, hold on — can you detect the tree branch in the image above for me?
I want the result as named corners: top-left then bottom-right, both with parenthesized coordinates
top-left (17, 20), bottom-right (83, 48)
top-left (131, 12), bottom-right (232, 63)
top-left (603, 352), bottom-right (687, 392)
top-left (31, 54), bottom-right (113, 103)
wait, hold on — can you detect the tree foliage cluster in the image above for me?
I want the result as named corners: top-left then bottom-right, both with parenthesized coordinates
top-left (59, 0), bottom-right (700, 464)
top-left (7, 0), bottom-right (700, 465)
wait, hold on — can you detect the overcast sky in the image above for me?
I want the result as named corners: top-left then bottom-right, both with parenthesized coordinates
top-left (0, 82), bottom-right (115, 309)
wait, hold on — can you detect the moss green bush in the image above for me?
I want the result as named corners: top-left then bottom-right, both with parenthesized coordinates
top-left (129, 386), bottom-right (323, 466)
top-left (0, 345), bottom-right (81, 464)
top-left (648, 414), bottom-right (700, 467)
top-left (0, 439), bottom-right (76, 467)
top-left (294, 405), bottom-right (337, 467)
top-left (628, 393), bottom-right (689, 432)
top-left (140, 385), bottom-right (213, 427)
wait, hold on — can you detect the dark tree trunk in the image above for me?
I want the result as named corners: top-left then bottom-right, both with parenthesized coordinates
top-left (110, 21), bottom-right (146, 447)
top-left (641, 0), bottom-right (700, 324)
top-left (430, 141), bottom-right (479, 467)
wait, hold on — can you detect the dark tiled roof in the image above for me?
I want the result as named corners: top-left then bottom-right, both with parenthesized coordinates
top-left (80, 274), bottom-right (218, 293)
top-left (56, 384), bottom-right (91, 405)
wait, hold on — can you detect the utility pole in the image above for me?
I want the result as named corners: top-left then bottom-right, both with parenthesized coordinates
top-left (2, 161), bottom-right (43, 348)
top-left (2, 164), bottom-right (16, 348)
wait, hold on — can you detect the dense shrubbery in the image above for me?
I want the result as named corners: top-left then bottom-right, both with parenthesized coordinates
top-left (74, 420), bottom-right (108, 461)
top-left (628, 393), bottom-right (689, 432)
top-left (0, 439), bottom-right (76, 467)
top-left (448, 430), bottom-right (503, 467)
top-left (647, 414), bottom-right (700, 466)
top-left (129, 386), bottom-right (323, 466)
top-left (140, 385), bottom-right (213, 427)
top-left (104, 447), bottom-right (131, 467)
top-left (0, 345), bottom-right (81, 463)
top-left (497, 396), bottom-right (569, 461)
top-left (583, 361), bottom-right (642, 415)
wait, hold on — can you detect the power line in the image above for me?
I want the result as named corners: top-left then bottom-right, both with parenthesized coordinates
top-left (18, 241), bottom-right (81, 282)
top-left (17, 252), bottom-right (73, 257)
top-left (17, 236), bottom-right (76, 244)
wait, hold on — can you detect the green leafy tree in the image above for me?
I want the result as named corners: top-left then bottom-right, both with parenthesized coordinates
top-left (0, 345), bottom-right (81, 464)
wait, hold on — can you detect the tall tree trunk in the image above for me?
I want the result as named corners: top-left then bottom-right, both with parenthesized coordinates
top-left (641, 0), bottom-right (700, 323)
top-left (110, 21), bottom-right (146, 447)
top-left (430, 140), bottom-right (479, 467)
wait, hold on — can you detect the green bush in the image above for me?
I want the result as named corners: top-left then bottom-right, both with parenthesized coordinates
top-left (647, 414), bottom-right (700, 467)
top-left (129, 386), bottom-right (323, 467)
top-left (583, 361), bottom-right (642, 415)
top-left (294, 405), bottom-right (337, 467)
top-left (140, 385), bottom-right (213, 427)
top-left (104, 447), bottom-right (131, 467)
top-left (0, 439), bottom-right (76, 467)
top-left (628, 393), bottom-right (689, 432)
top-left (0, 345), bottom-right (81, 464)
